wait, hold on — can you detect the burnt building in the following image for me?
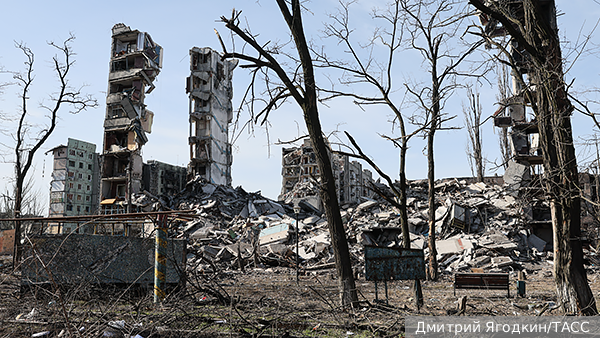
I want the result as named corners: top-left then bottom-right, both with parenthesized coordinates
top-left (186, 47), bottom-right (237, 185)
top-left (100, 23), bottom-right (162, 213)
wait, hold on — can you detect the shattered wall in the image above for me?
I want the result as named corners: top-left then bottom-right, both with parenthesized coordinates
top-left (186, 47), bottom-right (237, 185)
top-left (100, 23), bottom-right (162, 213)
top-left (143, 160), bottom-right (187, 197)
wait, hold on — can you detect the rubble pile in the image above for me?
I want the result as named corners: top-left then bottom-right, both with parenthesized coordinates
top-left (134, 176), bottom-right (575, 277)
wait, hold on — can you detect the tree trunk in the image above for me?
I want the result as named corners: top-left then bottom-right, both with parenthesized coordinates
top-left (282, 0), bottom-right (358, 307)
top-left (12, 178), bottom-right (23, 267)
top-left (309, 126), bottom-right (358, 306)
top-left (427, 72), bottom-right (440, 281)
top-left (426, 128), bottom-right (438, 281)
top-left (400, 140), bottom-right (410, 249)
top-left (523, 0), bottom-right (597, 315)
top-left (426, 105), bottom-right (438, 280)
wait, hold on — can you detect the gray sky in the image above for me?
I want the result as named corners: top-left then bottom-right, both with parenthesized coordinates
top-left (1, 0), bottom-right (599, 214)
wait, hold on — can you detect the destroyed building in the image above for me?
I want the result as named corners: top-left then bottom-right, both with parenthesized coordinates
top-left (186, 47), bottom-right (237, 185)
top-left (143, 160), bottom-right (187, 197)
top-left (100, 23), bottom-right (162, 213)
top-left (47, 138), bottom-right (100, 233)
top-left (279, 138), bottom-right (374, 208)
top-left (477, 2), bottom-right (557, 246)
top-left (338, 155), bottom-right (375, 204)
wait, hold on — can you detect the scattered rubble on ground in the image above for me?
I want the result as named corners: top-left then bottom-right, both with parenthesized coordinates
top-left (131, 175), bottom-right (597, 280)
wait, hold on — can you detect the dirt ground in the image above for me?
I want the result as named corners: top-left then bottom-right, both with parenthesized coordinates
top-left (3, 257), bottom-right (600, 338)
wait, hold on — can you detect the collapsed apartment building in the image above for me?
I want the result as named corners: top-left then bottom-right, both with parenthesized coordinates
top-left (99, 23), bottom-right (162, 213)
top-left (279, 138), bottom-right (375, 210)
top-left (143, 160), bottom-right (187, 198)
top-left (186, 47), bottom-right (237, 185)
top-left (46, 137), bottom-right (185, 233)
top-left (481, 1), bottom-right (594, 247)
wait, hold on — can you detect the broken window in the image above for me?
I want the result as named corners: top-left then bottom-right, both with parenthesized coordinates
top-left (68, 172), bottom-right (74, 178)
top-left (66, 205), bottom-right (73, 211)
top-left (104, 130), bottom-right (129, 151)
top-left (67, 194), bottom-right (73, 201)
top-left (116, 184), bottom-right (126, 198)
top-left (77, 195), bottom-right (82, 201)
top-left (193, 98), bottom-right (210, 112)
top-left (192, 119), bottom-right (208, 137)
top-left (88, 164), bottom-right (92, 171)
top-left (50, 192), bottom-right (63, 203)
top-left (77, 205), bottom-right (81, 212)
top-left (69, 160), bottom-right (75, 167)
top-left (88, 175), bottom-right (92, 181)
top-left (85, 206), bottom-right (90, 213)
top-left (217, 62), bottom-right (224, 81)
top-left (191, 51), bottom-right (210, 70)
top-left (78, 184), bottom-right (82, 190)
top-left (79, 162), bottom-right (83, 169)
top-left (108, 105), bottom-right (127, 119)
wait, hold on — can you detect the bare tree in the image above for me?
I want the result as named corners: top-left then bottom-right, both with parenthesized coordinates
top-left (463, 86), bottom-right (485, 182)
top-left (218, 1), bottom-right (358, 307)
top-left (401, 0), bottom-right (482, 281)
top-left (470, 0), bottom-right (598, 315)
top-left (316, 0), bottom-right (420, 249)
top-left (2, 35), bottom-right (97, 266)
top-left (496, 62), bottom-right (512, 169)
top-left (0, 173), bottom-right (45, 219)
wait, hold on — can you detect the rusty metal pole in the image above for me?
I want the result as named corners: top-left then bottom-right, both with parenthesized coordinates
top-left (154, 214), bottom-right (167, 303)
top-left (294, 205), bottom-right (301, 284)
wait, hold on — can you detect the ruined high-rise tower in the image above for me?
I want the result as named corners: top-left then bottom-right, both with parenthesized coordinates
top-left (100, 23), bottom-right (162, 213)
top-left (186, 47), bottom-right (237, 185)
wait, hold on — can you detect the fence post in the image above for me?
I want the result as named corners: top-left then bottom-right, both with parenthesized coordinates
top-left (154, 214), bottom-right (167, 303)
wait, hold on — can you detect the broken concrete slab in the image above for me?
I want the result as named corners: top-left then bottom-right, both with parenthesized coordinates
top-left (436, 237), bottom-right (474, 256)
top-left (259, 223), bottom-right (289, 246)
top-left (294, 246), bottom-right (316, 260)
top-left (357, 199), bottom-right (378, 211)
top-left (468, 256), bottom-right (491, 267)
top-left (503, 160), bottom-right (530, 190)
top-left (527, 233), bottom-right (547, 252)
top-left (491, 256), bottom-right (513, 268)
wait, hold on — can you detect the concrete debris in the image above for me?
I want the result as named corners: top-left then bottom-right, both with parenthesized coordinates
top-left (131, 174), bottom-right (577, 277)
top-left (492, 256), bottom-right (514, 268)
top-left (527, 233), bottom-right (547, 252)
top-left (436, 237), bottom-right (474, 256)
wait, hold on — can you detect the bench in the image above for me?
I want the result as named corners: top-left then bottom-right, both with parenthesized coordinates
top-left (454, 273), bottom-right (510, 297)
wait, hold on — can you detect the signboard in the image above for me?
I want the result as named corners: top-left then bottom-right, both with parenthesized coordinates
top-left (364, 246), bottom-right (426, 281)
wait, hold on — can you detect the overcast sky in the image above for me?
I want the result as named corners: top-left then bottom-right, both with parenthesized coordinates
top-left (1, 1), bottom-right (599, 214)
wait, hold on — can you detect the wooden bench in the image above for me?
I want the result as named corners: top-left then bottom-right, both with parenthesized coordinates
top-left (454, 273), bottom-right (510, 297)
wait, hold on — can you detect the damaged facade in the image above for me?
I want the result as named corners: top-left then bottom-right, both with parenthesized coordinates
top-left (100, 23), bottom-right (162, 213)
top-left (279, 138), bottom-right (374, 209)
top-left (479, 2), bottom-right (556, 246)
top-left (143, 160), bottom-right (187, 197)
top-left (47, 138), bottom-right (100, 233)
top-left (186, 47), bottom-right (237, 185)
